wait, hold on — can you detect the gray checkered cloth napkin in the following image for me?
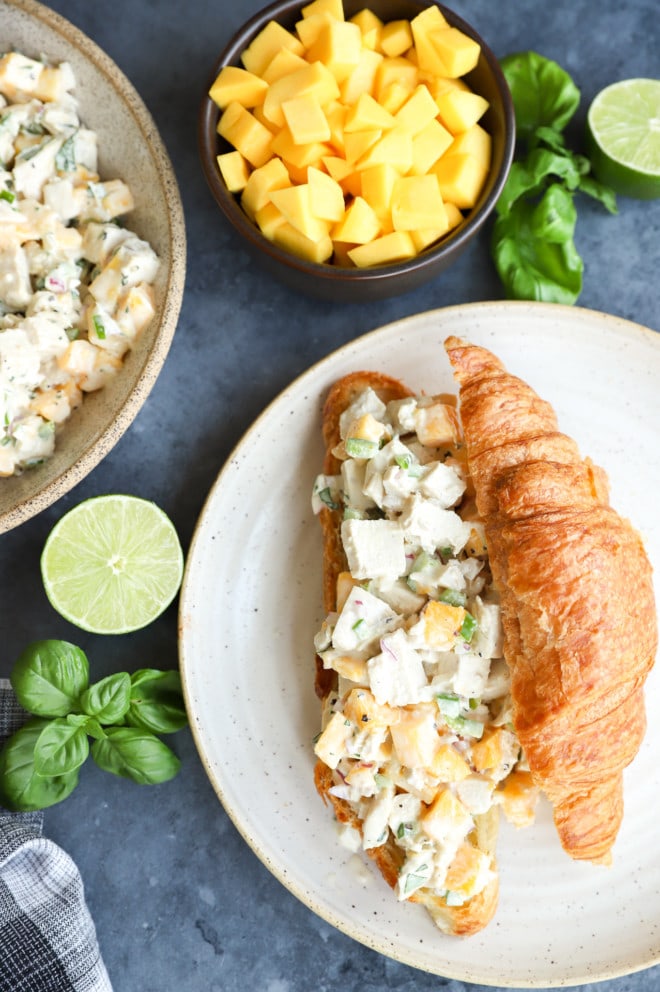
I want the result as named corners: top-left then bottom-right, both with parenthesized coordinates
top-left (0, 679), bottom-right (112, 992)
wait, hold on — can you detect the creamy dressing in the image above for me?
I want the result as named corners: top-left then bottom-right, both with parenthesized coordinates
top-left (313, 387), bottom-right (539, 907)
top-left (0, 51), bottom-right (159, 475)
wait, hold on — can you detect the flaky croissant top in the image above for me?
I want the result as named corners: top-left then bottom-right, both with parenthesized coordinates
top-left (445, 336), bottom-right (657, 865)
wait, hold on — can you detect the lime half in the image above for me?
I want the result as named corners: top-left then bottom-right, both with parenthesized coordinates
top-left (41, 495), bottom-right (184, 635)
top-left (586, 78), bottom-right (660, 199)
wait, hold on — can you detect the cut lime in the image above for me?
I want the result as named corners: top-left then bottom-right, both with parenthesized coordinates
top-left (586, 78), bottom-right (660, 199)
top-left (41, 495), bottom-right (184, 635)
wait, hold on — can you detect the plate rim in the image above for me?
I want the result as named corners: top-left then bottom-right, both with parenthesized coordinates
top-left (179, 300), bottom-right (660, 987)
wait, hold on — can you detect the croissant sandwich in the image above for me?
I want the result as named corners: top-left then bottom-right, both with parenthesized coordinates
top-left (310, 339), bottom-right (656, 937)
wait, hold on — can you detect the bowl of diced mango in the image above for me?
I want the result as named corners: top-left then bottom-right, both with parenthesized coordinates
top-left (199, 0), bottom-right (513, 301)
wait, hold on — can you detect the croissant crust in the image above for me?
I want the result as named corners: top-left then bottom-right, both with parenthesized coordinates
top-left (444, 336), bottom-right (657, 865)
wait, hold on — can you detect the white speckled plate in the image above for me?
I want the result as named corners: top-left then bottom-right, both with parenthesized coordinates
top-left (179, 302), bottom-right (660, 987)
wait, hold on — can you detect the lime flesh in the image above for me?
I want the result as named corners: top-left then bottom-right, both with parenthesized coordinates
top-left (41, 495), bottom-right (184, 635)
top-left (586, 78), bottom-right (660, 199)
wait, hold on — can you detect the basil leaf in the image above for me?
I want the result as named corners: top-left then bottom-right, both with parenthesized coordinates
top-left (530, 184), bottom-right (578, 243)
top-left (125, 669), bottom-right (188, 735)
top-left (492, 196), bottom-right (583, 304)
top-left (0, 719), bottom-right (79, 811)
top-left (496, 148), bottom-right (584, 217)
top-left (80, 672), bottom-right (131, 724)
top-left (500, 51), bottom-right (580, 142)
top-left (10, 640), bottom-right (89, 717)
top-left (33, 717), bottom-right (90, 776)
top-left (91, 727), bottom-right (180, 784)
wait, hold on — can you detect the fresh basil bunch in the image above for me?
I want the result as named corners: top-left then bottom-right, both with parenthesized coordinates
top-left (0, 640), bottom-right (187, 811)
top-left (492, 51), bottom-right (617, 303)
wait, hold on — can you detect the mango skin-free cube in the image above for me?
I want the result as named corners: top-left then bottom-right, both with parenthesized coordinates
top-left (241, 21), bottom-right (305, 76)
top-left (306, 19), bottom-right (363, 82)
top-left (272, 221), bottom-right (334, 262)
top-left (216, 150), bottom-right (250, 192)
top-left (281, 93), bottom-right (332, 144)
top-left (217, 102), bottom-right (273, 168)
top-left (391, 174), bottom-right (448, 232)
top-left (270, 183), bottom-right (330, 241)
top-left (332, 195), bottom-right (381, 244)
top-left (241, 156), bottom-right (291, 218)
top-left (348, 230), bottom-right (416, 267)
top-left (432, 152), bottom-right (488, 208)
top-left (209, 66), bottom-right (268, 109)
top-left (436, 89), bottom-right (489, 134)
top-left (379, 19), bottom-right (413, 57)
top-left (308, 165), bottom-right (346, 221)
top-left (429, 26), bottom-right (480, 78)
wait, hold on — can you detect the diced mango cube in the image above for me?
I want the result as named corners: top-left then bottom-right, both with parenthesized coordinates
top-left (421, 788), bottom-right (472, 844)
top-left (324, 100), bottom-right (346, 152)
top-left (421, 599), bottom-right (466, 649)
top-left (444, 843), bottom-right (491, 897)
top-left (296, 11), bottom-right (335, 49)
top-left (391, 174), bottom-right (448, 232)
top-left (217, 102), bottom-right (273, 168)
top-left (282, 93), bottom-right (332, 144)
top-left (241, 20), bottom-right (305, 76)
top-left (343, 127), bottom-right (382, 164)
top-left (378, 80), bottom-right (414, 114)
top-left (394, 83), bottom-right (440, 135)
top-left (270, 127), bottom-right (331, 169)
top-left (261, 47), bottom-right (308, 84)
top-left (432, 152), bottom-right (488, 208)
top-left (262, 61), bottom-right (340, 127)
top-left (355, 126), bottom-right (413, 173)
top-left (379, 19), bottom-right (413, 57)
top-left (414, 399), bottom-right (461, 445)
top-left (350, 7), bottom-right (383, 50)
top-left (429, 743), bottom-right (471, 782)
top-left (360, 162), bottom-right (399, 218)
top-left (216, 150), bottom-right (250, 192)
top-left (332, 195), bottom-right (381, 243)
top-left (448, 123), bottom-right (492, 170)
top-left (321, 155), bottom-right (362, 196)
top-left (273, 220), bottom-right (334, 263)
top-left (444, 201), bottom-right (464, 228)
top-left (436, 88), bottom-right (489, 134)
top-left (497, 770), bottom-right (540, 828)
top-left (471, 727), bottom-right (509, 773)
top-left (390, 706), bottom-right (440, 768)
top-left (255, 201), bottom-right (287, 239)
top-left (240, 156), bottom-right (291, 217)
top-left (340, 47), bottom-right (384, 104)
top-left (347, 230), bottom-right (416, 267)
top-left (410, 5), bottom-right (451, 75)
top-left (410, 117), bottom-right (454, 175)
top-left (306, 19), bottom-right (363, 82)
top-left (270, 183), bottom-right (330, 241)
top-left (344, 92), bottom-right (395, 132)
top-left (209, 65), bottom-right (268, 109)
top-left (375, 56), bottom-right (418, 100)
top-left (343, 688), bottom-right (398, 728)
top-left (302, 0), bottom-right (344, 19)
top-left (308, 165), bottom-right (345, 221)
top-left (428, 26), bottom-right (480, 78)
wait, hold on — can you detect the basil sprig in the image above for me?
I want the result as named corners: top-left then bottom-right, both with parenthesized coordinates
top-left (0, 640), bottom-right (187, 811)
top-left (492, 51), bottom-right (617, 303)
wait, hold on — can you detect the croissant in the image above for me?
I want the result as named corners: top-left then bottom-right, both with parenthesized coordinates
top-left (444, 335), bottom-right (657, 864)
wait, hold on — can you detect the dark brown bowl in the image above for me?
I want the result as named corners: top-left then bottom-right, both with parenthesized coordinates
top-left (199, 0), bottom-right (513, 302)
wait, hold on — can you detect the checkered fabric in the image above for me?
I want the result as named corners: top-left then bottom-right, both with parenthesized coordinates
top-left (0, 679), bottom-right (112, 991)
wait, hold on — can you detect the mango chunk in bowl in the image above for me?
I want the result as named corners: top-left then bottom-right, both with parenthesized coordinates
top-left (198, 0), bottom-right (513, 301)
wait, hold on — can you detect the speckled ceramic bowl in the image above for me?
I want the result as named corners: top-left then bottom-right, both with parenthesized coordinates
top-left (199, 0), bottom-right (514, 302)
top-left (0, 0), bottom-right (186, 534)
